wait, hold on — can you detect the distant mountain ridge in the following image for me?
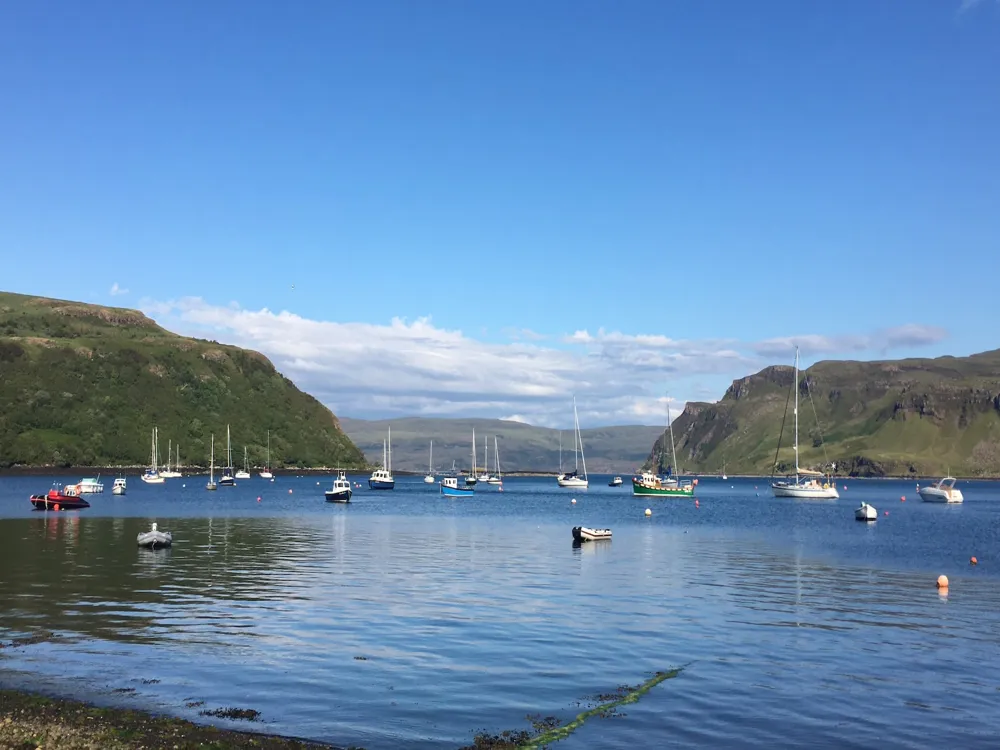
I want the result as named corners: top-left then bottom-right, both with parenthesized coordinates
top-left (339, 416), bottom-right (663, 473)
top-left (0, 291), bottom-right (365, 469)
top-left (647, 349), bottom-right (1000, 478)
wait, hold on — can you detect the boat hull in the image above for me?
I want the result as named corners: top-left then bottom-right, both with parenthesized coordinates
top-left (771, 483), bottom-right (839, 499)
top-left (632, 479), bottom-right (694, 497)
top-left (219, 476), bottom-right (236, 487)
top-left (137, 531), bottom-right (172, 548)
top-left (572, 526), bottom-right (612, 542)
top-left (112, 486), bottom-right (126, 496)
top-left (259, 471), bottom-right (273, 479)
top-left (423, 476), bottom-right (435, 484)
top-left (918, 488), bottom-right (963, 503)
top-left (855, 504), bottom-right (878, 521)
top-left (30, 493), bottom-right (90, 511)
top-left (368, 479), bottom-right (395, 490)
top-left (140, 475), bottom-right (165, 484)
top-left (325, 489), bottom-right (353, 503)
top-left (442, 485), bottom-right (474, 497)
top-left (557, 477), bottom-right (588, 488)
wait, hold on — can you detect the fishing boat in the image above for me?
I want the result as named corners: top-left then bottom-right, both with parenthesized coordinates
top-left (918, 476), bottom-right (964, 504)
top-left (260, 430), bottom-right (274, 479)
top-left (855, 502), bottom-right (878, 521)
top-left (136, 522), bottom-right (172, 548)
top-left (572, 526), bottom-right (612, 542)
top-left (235, 446), bottom-right (251, 479)
top-left (609, 476), bottom-right (623, 487)
top-left (159, 439), bottom-right (182, 479)
top-left (206, 434), bottom-right (218, 491)
top-left (557, 398), bottom-right (589, 488)
top-left (465, 429), bottom-right (478, 486)
top-left (141, 427), bottom-right (165, 484)
top-left (633, 399), bottom-right (695, 497)
top-left (112, 477), bottom-right (127, 496)
top-left (219, 425), bottom-right (236, 486)
top-left (424, 441), bottom-right (435, 483)
top-left (325, 471), bottom-right (353, 503)
top-left (369, 428), bottom-right (395, 490)
top-left (30, 487), bottom-right (91, 510)
top-left (78, 477), bottom-right (104, 494)
top-left (770, 348), bottom-right (839, 499)
top-left (487, 436), bottom-right (503, 485)
top-left (441, 476), bottom-right (475, 497)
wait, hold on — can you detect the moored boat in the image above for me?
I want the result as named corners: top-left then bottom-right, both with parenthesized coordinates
top-left (30, 487), bottom-right (91, 511)
top-left (855, 502), bottom-right (878, 521)
top-left (219, 425), bottom-right (236, 486)
top-left (137, 522), bottom-right (172, 548)
top-left (235, 446), bottom-right (251, 479)
top-left (572, 526), bottom-right (612, 542)
top-left (78, 477), bottom-right (104, 494)
top-left (632, 472), bottom-right (696, 497)
top-left (325, 471), bottom-right (353, 503)
top-left (112, 477), bottom-right (127, 496)
top-left (918, 476), bottom-right (963, 503)
top-left (260, 430), bottom-right (274, 479)
top-left (424, 440), bottom-right (435, 483)
top-left (441, 476), bottom-right (474, 497)
top-left (369, 428), bottom-right (395, 489)
top-left (557, 398), bottom-right (589, 488)
top-left (609, 476), bottom-right (623, 487)
top-left (141, 427), bottom-right (165, 484)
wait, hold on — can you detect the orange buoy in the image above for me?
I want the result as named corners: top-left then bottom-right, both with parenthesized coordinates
top-left (936, 575), bottom-right (949, 589)
top-left (900, 496), bottom-right (905, 502)
top-left (694, 499), bottom-right (699, 508)
top-left (884, 510), bottom-right (889, 516)
top-left (971, 556), bottom-right (978, 565)
top-left (53, 503), bottom-right (60, 511)
top-left (257, 496), bottom-right (261, 503)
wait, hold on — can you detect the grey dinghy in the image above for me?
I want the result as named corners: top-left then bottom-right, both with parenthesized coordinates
top-left (137, 522), bottom-right (173, 548)
top-left (572, 526), bottom-right (612, 542)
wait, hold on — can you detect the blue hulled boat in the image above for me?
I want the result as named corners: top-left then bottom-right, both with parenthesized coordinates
top-left (441, 477), bottom-right (474, 497)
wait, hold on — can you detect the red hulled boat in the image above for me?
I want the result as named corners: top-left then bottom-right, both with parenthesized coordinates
top-left (30, 486), bottom-right (91, 511)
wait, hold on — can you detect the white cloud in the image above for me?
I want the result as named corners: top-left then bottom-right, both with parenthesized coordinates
top-left (751, 325), bottom-right (947, 358)
top-left (500, 414), bottom-right (530, 424)
top-left (109, 282), bottom-right (128, 297)
top-left (140, 296), bottom-right (948, 426)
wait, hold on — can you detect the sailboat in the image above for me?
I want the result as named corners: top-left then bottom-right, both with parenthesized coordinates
top-left (557, 398), bottom-right (588, 488)
top-left (219, 425), bottom-right (236, 486)
top-left (206, 434), bottom-right (218, 491)
top-left (465, 429), bottom-right (479, 486)
top-left (632, 398), bottom-right (695, 497)
top-left (160, 439), bottom-right (182, 478)
top-left (260, 431), bottom-right (274, 480)
top-left (235, 446), bottom-right (251, 479)
top-left (424, 441), bottom-right (435, 483)
top-left (141, 427), bottom-right (165, 484)
top-left (368, 428), bottom-right (395, 489)
top-left (487, 436), bottom-right (503, 485)
top-left (771, 347), bottom-right (839, 499)
top-left (722, 461), bottom-right (728, 481)
top-left (478, 434), bottom-right (492, 482)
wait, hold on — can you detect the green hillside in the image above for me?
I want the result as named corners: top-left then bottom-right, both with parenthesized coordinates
top-left (646, 350), bottom-right (1000, 478)
top-left (0, 292), bottom-right (366, 469)
top-left (339, 417), bottom-right (662, 473)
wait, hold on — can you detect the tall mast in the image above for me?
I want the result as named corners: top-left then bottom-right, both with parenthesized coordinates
top-left (573, 398), bottom-right (579, 472)
top-left (667, 396), bottom-right (679, 476)
top-left (559, 431), bottom-right (562, 473)
top-left (794, 347), bottom-right (800, 479)
top-left (472, 428), bottom-right (476, 475)
top-left (382, 438), bottom-right (386, 470)
top-left (429, 440), bottom-right (433, 473)
top-left (210, 434), bottom-right (215, 482)
top-left (484, 435), bottom-right (488, 475)
top-left (266, 430), bottom-right (270, 469)
top-left (388, 426), bottom-right (392, 474)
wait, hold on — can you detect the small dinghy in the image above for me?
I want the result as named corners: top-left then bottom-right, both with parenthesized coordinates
top-left (855, 502), bottom-right (878, 522)
top-left (325, 471), bottom-right (353, 503)
top-left (137, 522), bottom-right (172, 548)
top-left (572, 526), bottom-right (612, 542)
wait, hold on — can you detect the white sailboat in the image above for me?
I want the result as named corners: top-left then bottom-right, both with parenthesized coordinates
top-left (260, 430), bottom-right (274, 479)
top-left (771, 348), bottom-right (839, 499)
top-left (722, 461), bottom-right (728, 481)
top-left (487, 436), bottom-right (503, 485)
top-left (235, 446), bottom-right (251, 479)
top-left (368, 427), bottom-right (395, 489)
top-left (206, 434), bottom-right (218, 491)
top-left (478, 434), bottom-right (492, 482)
top-left (557, 398), bottom-right (588, 488)
top-left (465, 428), bottom-right (478, 486)
top-left (141, 427), bottom-right (165, 484)
top-left (424, 440), bottom-right (435, 483)
top-left (219, 425), bottom-right (236, 486)
top-left (160, 439), bottom-right (182, 478)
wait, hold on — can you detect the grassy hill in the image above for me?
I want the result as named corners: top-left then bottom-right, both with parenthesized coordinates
top-left (0, 292), bottom-right (366, 469)
top-left (339, 417), bottom-right (663, 473)
top-left (647, 350), bottom-right (1000, 478)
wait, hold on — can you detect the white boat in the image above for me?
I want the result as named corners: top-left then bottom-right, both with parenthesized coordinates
top-left (424, 440), bottom-right (435, 483)
top-left (557, 398), bottom-right (589, 488)
top-left (918, 476), bottom-right (963, 504)
top-left (609, 476), bottom-right (623, 487)
top-left (572, 526), bottom-right (612, 542)
top-left (722, 461), bottom-right (728, 481)
top-left (159, 439), bottom-right (182, 478)
top-left (465, 429), bottom-right (479, 486)
top-left (137, 522), bottom-right (172, 548)
top-left (260, 430), bottom-right (274, 479)
top-left (478, 434), bottom-right (492, 482)
top-left (770, 348), bottom-right (839, 499)
top-left (368, 429), bottom-right (395, 489)
top-left (112, 477), bottom-right (126, 495)
top-left (487, 436), bottom-right (503, 485)
top-left (141, 427), bottom-right (165, 484)
top-left (235, 446), bottom-right (251, 479)
top-left (219, 425), bottom-right (236, 486)
top-left (855, 502), bottom-right (878, 521)
top-left (325, 471), bottom-right (353, 503)
top-left (206, 434), bottom-right (218, 491)
top-left (78, 477), bottom-right (104, 494)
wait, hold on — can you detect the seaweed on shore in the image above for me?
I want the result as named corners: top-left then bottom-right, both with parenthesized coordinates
top-left (199, 706), bottom-right (263, 722)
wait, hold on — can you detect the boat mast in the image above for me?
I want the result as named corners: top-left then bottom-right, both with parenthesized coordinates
top-left (494, 436), bottom-right (500, 477)
top-left (210, 434), bottom-right (215, 482)
top-left (667, 396), bottom-right (679, 477)
top-left (559, 431), bottom-right (562, 474)
top-left (388, 426), bottom-right (392, 475)
top-left (484, 434), bottom-right (488, 475)
top-left (794, 347), bottom-right (800, 481)
top-left (471, 428), bottom-right (476, 476)
top-left (575, 397), bottom-right (587, 479)
top-left (429, 440), bottom-right (433, 473)
top-left (266, 430), bottom-right (270, 470)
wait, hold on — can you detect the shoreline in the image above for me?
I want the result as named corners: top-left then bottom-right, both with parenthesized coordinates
top-left (0, 684), bottom-right (341, 750)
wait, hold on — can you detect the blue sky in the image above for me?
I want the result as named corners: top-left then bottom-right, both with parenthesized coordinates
top-left (1, 1), bottom-right (998, 426)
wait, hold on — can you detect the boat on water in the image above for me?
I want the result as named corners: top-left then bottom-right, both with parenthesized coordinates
top-left (722, 461), bottom-right (728, 481)
top-left (441, 476), bottom-right (474, 497)
top-left (159, 439), bottom-right (182, 479)
top-left (219, 425), bottom-right (236, 486)
top-left (855, 502), bottom-right (878, 521)
top-left (424, 440), bottom-right (435, 483)
top-left (478, 434), bottom-right (493, 483)
top-left (78, 477), bottom-right (104, 494)
top-left (30, 487), bottom-right (91, 510)
top-left (465, 429), bottom-right (478, 486)
top-left (369, 428), bottom-right (395, 490)
top-left (486, 436), bottom-right (503, 485)
top-left (609, 476), bottom-right (623, 487)
top-left (137, 522), bottom-right (172, 548)
top-left (918, 476), bottom-right (963, 503)
top-left (770, 348), bottom-right (839, 499)
top-left (633, 399), bottom-right (695, 497)
top-left (572, 526), bottom-right (612, 542)
top-left (206, 434), bottom-right (218, 491)
top-left (557, 398), bottom-right (589, 488)
top-left (325, 471), bottom-right (353, 503)
top-left (235, 446), bottom-right (251, 480)
top-left (260, 430), bottom-right (274, 479)
top-left (112, 477), bottom-right (126, 496)
top-left (141, 427), bottom-right (165, 484)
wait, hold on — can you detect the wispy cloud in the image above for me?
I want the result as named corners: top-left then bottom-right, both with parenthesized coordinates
top-left (140, 297), bottom-right (948, 426)
top-left (109, 282), bottom-right (128, 297)
top-left (959, 0), bottom-right (995, 12)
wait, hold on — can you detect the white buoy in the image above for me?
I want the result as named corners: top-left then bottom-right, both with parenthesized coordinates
top-left (645, 508), bottom-right (652, 517)
top-left (571, 498), bottom-right (576, 504)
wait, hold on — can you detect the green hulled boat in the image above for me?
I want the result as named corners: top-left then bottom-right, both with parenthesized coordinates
top-left (632, 473), bottom-right (696, 497)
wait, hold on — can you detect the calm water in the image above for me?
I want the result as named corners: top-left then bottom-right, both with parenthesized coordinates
top-left (1, 474), bottom-right (999, 749)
